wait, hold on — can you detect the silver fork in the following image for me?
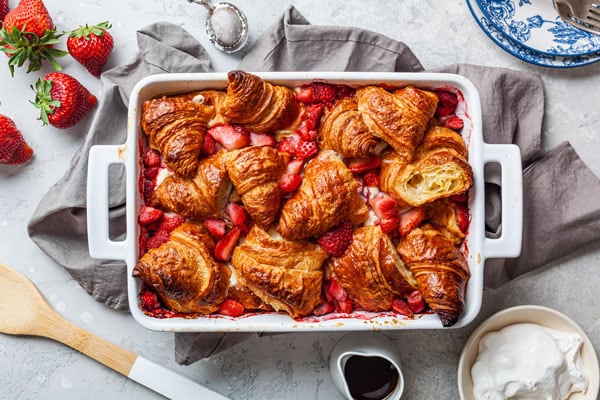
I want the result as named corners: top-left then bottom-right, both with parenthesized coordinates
top-left (555, 0), bottom-right (600, 35)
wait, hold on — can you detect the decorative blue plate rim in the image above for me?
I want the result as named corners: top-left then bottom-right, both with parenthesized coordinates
top-left (466, 0), bottom-right (600, 68)
top-left (475, 0), bottom-right (600, 57)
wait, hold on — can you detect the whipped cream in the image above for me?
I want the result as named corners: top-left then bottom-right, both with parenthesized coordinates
top-left (471, 323), bottom-right (587, 400)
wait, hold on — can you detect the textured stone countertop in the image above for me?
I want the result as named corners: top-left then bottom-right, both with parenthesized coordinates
top-left (1, 1), bottom-right (599, 399)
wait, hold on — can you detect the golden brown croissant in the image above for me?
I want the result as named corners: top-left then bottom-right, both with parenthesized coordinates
top-left (425, 198), bottom-right (465, 244)
top-left (397, 223), bottom-right (470, 327)
top-left (133, 222), bottom-right (231, 314)
top-left (380, 126), bottom-right (473, 207)
top-left (141, 91), bottom-right (223, 176)
top-left (356, 85), bottom-right (438, 163)
top-left (326, 225), bottom-right (417, 311)
top-left (151, 151), bottom-right (230, 219)
top-left (224, 146), bottom-right (285, 228)
top-left (278, 151), bottom-right (370, 240)
top-left (231, 226), bottom-right (329, 318)
top-left (220, 71), bottom-right (301, 133)
top-left (318, 97), bottom-right (379, 158)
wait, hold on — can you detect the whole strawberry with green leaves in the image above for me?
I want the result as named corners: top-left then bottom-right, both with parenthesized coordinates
top-left (31, 72), bottom-right (97, 129)
top-left (0, 0), bottom-right (66, 76)
top-left (0, 114), bottom-right (34, 165)
top-left (67, 21), bottom-right (113, 77)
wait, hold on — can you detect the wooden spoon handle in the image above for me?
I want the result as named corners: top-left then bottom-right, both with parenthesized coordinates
top-left (35, 311), bottom-right (229, 399)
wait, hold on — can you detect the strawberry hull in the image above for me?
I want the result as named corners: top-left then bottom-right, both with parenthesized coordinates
top-left (87, 72), bottom-right (523, 333)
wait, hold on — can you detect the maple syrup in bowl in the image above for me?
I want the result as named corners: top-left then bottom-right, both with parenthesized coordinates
top-left (330, 332), bottom-right (404, 400)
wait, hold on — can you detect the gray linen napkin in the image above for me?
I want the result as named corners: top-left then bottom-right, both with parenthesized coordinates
top-left (28, 6), bottom-right (600, 366)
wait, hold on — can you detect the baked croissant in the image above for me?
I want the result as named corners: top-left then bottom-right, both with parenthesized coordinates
top-left (231, 226), bottom-right (329, 318)
top-left (425, 198), bottom-right (465, 244)
top-left (151, 151), bottom-right (231, 219)
top-left (381, 126), bottom-right (473, 207)
top-left (397, 223), bottom-right (470, 327)
top-left (278, 151), bottom-right (370, 240)
top-left (133, 222), bottom-right (231, 314)
top-left (326, 225), bottom-right (417, 311)
top-left (224, 146), bottom-right (285, 228)
top-left (220, 71), bottom-right (301, 133)
top-left (356, 85), bottom-right (438, 163)
top-left (318, 97), bottom-right (379, 158)
top-left (141, 90), bottom-right (224, 176)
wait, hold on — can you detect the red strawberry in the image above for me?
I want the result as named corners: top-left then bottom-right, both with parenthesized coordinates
top-left (369, 194), bottom-right (398, 220)
top-left (295, 85), bottom-right (314, 103)
top-left (0, 0), bottom-right (67, 76)
top-left (455, 202), bottom-right (470, 233)
top-left (295, 120), bottom-right (317, 141)
top-left (334, 299), bottom-right (353, 314)
top-left (305, 103), bottom-right (324, 130)
top-left (317, 221), bottom-right (353, 257)
top-left (285, 159), bottom-right (304, 175)
top-left (0, 0), bottom-right (8, 22)
top-left (143, 148), bottom-right (161, 168)
top-left (139, 289), bottom-right (161, 312)
top-left (435, 90), bottom-right (459, 118)
top-left (207, 124), bottom-right (250, 150)
top-left (406, 290), bottom-right (425, 314)
top-left (449, 193), bottom-right (468, 204)
top-left (378, 217), bottom-right (399, 234)
top-left (32, 72), bottom-right (97, 129)
top-left (0, 114), bottom-right (34, 165)
top-left (362, 170), bottom-right (380, 187)
top-left (312, 82), bottom-right (337, 105)
top-left (276, 133), bottom-right (300, 155)
top-left (204, 218), bottom-right (226, 239)
top-left (67, 21), bottom-right (113, 77)
top-left (441, 115), bottom-right (464, 131)
top-left (392, 297), bottom-right (413, 317)
top-left (145, 229), bottom-right (170, 250)
top-left (295, 139), bottom-right (318, 160)
top-left (202, 132), bottom-right (217, 155)
top-left (279, 173), bottom-right (302, 194)
top-left (217, 298), bottom-right (245, 317)
top-left (312, 302), bottom-right (335, 316)
top-left (398, 207), bottom-right (426, 237)
top-left (157, 213), bottom-right (185, 232)
top-left (325, 279), bottom-right (348, 303)
top-left (249, 131), bottom-right (276, 147)
top-left (214, 226), bottom-right (241, 261)
top-left (347, 156), bottom-right (381, 174)
top-left (138, 206), bottom-right (163, 225)
top-left (225, 202), bottom-right (253, 234)
top-left (335, 85), bottom-right (355, 101)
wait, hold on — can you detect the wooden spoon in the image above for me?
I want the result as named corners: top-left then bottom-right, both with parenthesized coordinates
top-left (0, 262), bottom-right (229, 400)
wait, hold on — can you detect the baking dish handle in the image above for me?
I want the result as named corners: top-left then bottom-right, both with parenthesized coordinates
top-left (87, 144), bottom-right (129, 261)
top-left (482, 143), bottom-right (523, 259)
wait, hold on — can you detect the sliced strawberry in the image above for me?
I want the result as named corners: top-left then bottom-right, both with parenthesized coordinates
top-left (449, 192), bottom-right (468, 204)
top-left (144, 166), bottom-right (159, 180)
top-left (347, 156), bottom-right (382, 174)
top-left (335, 85), bottom-right (356, 101)
top-left (441, 115), bottom-right (464, 131)
top-left (143, 148), bottom-right (161, 168)
top-left (312, 82), bottom-right (337, 105)
top-left (225, 202), bottom-right (253, 234)
top-left (312, 302), bottom-right (335, 316)
top-left (202, 132), bottom-right (217, 155)
top-left (378, 217), bottom-right (399, 234)
top-left (157, 213), bottom-right (185, 232)
top-left (207, 124), bottom-right (250, 150)
top-left (325, 279), bottom-right (348, 302)
top-left (143, 179), bottom-right (156, 204)
top-left (250, 131), bottom-right (276, 147)
top-left (295, 120), bottom-right (318, 141)
top-left (214, 227), bottom-right (242, 261)
top-left (362, 170), bottom-right (380, 187)
top-left (455, 202), bottom-right (470, 233)
top-left (334, 299), bottom-right (353, 314)
top-left (285, 159), bottom-right (304, 175)
top-left (145, 230), bottom-right (170, 250)
top-left (140, 289), bottom-right (161, 311)
top-left (304, 103), bottom-right (325, 130)
top-left (295, 140), bottom-right (318, 160)
top-left (276, 133), bottom-right (300, 155)
top-left (295, 85), bottom-right (314, 103)
top-left (369, 194), bottom-right (398, 220)
top-left (317, 221), bottom-right (353, 257)
top-left (204, 218), bottom-right (226, 239)
top-left (406, 290), bottom-right (426, 314)
top-left (392, 297), bottom-right (414, 317)
top-left (279, 173), bottom-right (302, 194)
top-left (398, 207), bottom-right (426, 237)
top-left (138, 206), bottom-right (163, 225)
top-left (217, 298), bottom-right (245, 317)
top-left (435, 90), bottom-right (459, 118)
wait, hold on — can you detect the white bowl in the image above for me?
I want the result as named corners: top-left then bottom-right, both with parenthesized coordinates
top-left (458, 305), bottom-right (600, 400)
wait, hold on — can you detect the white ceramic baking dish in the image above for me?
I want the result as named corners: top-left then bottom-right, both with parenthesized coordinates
top-left (87, 72), bottom-right (523, 332)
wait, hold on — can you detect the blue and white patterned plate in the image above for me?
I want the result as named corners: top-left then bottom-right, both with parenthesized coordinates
top-left (467, 0), bottom-right (600, 68)
top-left (475, 0), bottom-right (600, 56)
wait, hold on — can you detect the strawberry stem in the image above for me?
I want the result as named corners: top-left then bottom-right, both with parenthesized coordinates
top-left (69, 21), bottom-right (112, 40)
top-left (30, 78), bottom-right (61, 126)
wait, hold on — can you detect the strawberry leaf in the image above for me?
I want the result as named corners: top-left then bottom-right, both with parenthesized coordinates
top-left (30, 78), bottom-right (61, 126)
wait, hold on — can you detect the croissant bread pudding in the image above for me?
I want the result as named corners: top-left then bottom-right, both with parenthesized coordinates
top-left (135, 71), bottom-right (473, 326)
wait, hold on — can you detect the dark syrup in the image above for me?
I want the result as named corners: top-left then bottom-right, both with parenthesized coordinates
top-left (343, 355), bottom-right (399, 400)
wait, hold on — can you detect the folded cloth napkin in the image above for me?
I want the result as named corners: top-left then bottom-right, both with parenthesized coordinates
top-left (28, 6), bottom-right (600, 366)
